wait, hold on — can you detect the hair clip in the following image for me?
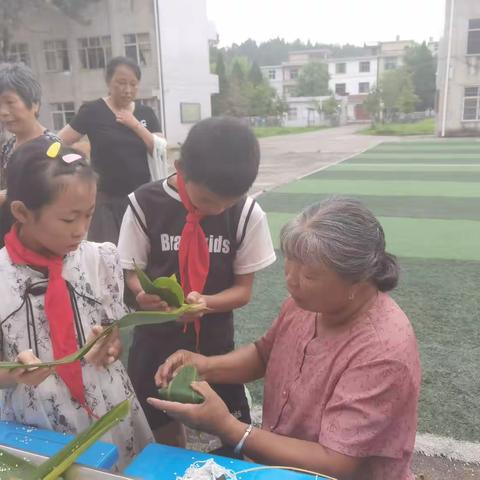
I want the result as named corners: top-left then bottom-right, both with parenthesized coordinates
top-left (62, 153), bottom-right (82, 164)
top-left (46, 141), bottom-right (61, 158)
top-left (46, 142), bottom-right (82, 164)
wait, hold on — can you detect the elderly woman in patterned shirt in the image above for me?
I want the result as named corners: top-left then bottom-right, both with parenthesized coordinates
top-left (148, 197), bottom-right (421, 480)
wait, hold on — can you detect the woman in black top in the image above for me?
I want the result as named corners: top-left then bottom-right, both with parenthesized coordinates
top-left (59, 56), bottom-right (162, 244)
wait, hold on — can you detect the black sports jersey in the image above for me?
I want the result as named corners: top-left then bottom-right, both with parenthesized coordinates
top-left (129, 179), bottom-right (256, 354)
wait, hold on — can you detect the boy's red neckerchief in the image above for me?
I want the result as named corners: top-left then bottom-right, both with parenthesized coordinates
top-left (176, 173), bottom-right (210, 350)
top-left (4, 226), bottom-right (95, 418)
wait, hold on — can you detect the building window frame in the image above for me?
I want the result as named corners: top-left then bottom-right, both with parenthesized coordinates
top-left (289, 68), bottom-right (299, 80)
top-left (78, 36), bottom-right (112, 70)
top-left (335, 83), bottom-right (347, 96)
top-left (336, 62), bottom-right (346, 74)
top-left (359, 61), bottom-right (371, 73)
top-left (463, 86), bottom-right (480, 121)
top-left (124, 33), bottom-right (151, 66)
top-left (268, 69), bottom-right (276, 80)
top-left (359, 82), bottom-right (370, 94)
top-left (7, 43), bottom-right (30, 66)
top-left (384, 56), bottom-right (397, 70)
top-left (51, 102), bottom-right (75, 131)
top-left (180, 102), bottom-right (201, 124)
top-left (287, 107), bottom-right (297, 120)
top-left (44, 39), bottom-right (70, 73)
top-left (467, 19), bottom-right (480, 55)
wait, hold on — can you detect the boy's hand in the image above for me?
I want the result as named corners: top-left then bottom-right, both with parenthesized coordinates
top-left (10, 350), bottom-right (53, 387)
top-left (178, 291), bottom-right (209, 324)
top-left (136, 290), bottom-right (170, 311)
top-left (85, 325), bottom-right (122, 368)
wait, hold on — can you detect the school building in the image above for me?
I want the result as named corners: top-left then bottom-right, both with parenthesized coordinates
top-left (3, 0), bottom-right (218, 145)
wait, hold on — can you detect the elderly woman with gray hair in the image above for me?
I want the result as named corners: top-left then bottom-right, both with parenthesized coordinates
top-left (0, 63), bottom-right (58, 191)
top-left (0, 63), bottom-right (59, 245)
top-left (148, 197), bottom-right (421, 480)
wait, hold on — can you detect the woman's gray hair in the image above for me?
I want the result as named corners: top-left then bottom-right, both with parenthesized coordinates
top-left (0, 63), bottom-right (42, 109)
top-left (280, 196), bottom-right (399, 292)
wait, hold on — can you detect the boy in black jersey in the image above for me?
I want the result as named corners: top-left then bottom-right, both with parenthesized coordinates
top-left (118, 117), bottom-right (276, 445)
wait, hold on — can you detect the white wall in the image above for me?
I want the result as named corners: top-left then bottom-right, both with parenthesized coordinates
top-left (157, 0), bottom-right (218, 145)
top-left (328, 58), bottom-right (377, 95)
top-left (437, 0), bottom-right (480, 136)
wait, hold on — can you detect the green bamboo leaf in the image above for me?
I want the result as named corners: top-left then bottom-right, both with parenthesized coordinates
top-left (134, 261), bottom-right (184, 307)
top-left (0, 448), bottom-right (37, 479)
top-left (158, 365), bottom-right (204, 404)
top-left (0, 400), bottom-right (131, 479)
top-left (31, 398), bottom-right (131, 480)
top-left (0, 305), bottom-right (199, 370)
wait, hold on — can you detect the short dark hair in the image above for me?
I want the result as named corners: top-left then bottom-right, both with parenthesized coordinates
top-left (179, 117), bottom-right (260, 197)
top-left (6, 136), bottom-right (97, 213)
top-left (0, 63), bottom-right (41, 109)
top-left (105, 56), bottom-right (141, 83)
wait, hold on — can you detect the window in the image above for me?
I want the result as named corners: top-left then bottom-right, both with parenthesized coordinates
top-left (359, 61), bottom-right (370, 73)
top-left (467, 19), bottom-right (480, 55)
top-left (268, 69), bottom-right (276, 80)
top-left (336, 63), bottom-right (346, 74)
top-left (124, 33), bottom-right (151, 66)
top-left (180, 103), bottom-right (201, 123)
top-left (289, 68), bottom-right (298, 80)
top-left (463, 86), bottom-right (480, 121)
top-left (78, 36), bottom-right (112, 69)
top-left (7, 43), bottom-right (30, 65)
top-left (384, 56), bottom-right (397, 70)
top-left (51, 102), bottom-right (75, 131)
top-left (335, 83), bottom-right (347, 95)
top-left (287, 107), bottom-right (297, 120)
top-left (359, 82), bottom-right (370, 94)
top-left (44, 40), bottom-right (70, 72)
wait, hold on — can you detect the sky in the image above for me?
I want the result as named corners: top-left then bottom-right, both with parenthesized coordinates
top-left (206, 0), bottom-right (446, 48)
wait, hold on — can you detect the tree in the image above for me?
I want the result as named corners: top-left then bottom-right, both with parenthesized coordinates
top-left (404, 42), bottom-right (436, 110)
top-left (0, 0), bottom-right (99, 61)
top-left (321, 95), bottom-right (341, 126)
top-left (211, 50), bottom-right (230, 116)
top-left (380, 67), bottom-right (417, 121)
top-left (363, 87), bottom-right (382, 126)
top-left (248, 62), bottom-right (263, 86)
top-left (294, 62), bottom-right (330, 97)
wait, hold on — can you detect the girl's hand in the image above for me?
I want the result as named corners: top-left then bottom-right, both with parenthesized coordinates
top-left (154, 349), bottom-right (209, 388)
top-left (85, 325), bottom-right (122, 367)
top-left (10, 350), bottom-right (53, 387)
top-left (136, 290), bottom-right (170, 311)
top-left (179, 291), bottom-right (209, 324)
top-left (147, 381), bottom-right (234, 436)
top-left (116, 110), bottom-right (141, 131)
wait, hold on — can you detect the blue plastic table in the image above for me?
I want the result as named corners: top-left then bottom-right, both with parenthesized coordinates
top-left (125, 444), bottom-right (328, 479)
top-left (0, 420), bottom-right (118, 469)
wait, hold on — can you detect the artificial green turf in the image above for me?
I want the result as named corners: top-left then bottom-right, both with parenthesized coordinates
top-left (371, 141), bottom-right (480, 151)
top-left (275, 179), bottom-right (480, 197)
top-left (234, 256), bottom-right (480, 442)
top-left (258, 193), bottom-right (480, 221)
top-left (350, 153), bottom-right (480, 164)
top-left (331, 164), bottom-right (480, 172)
top-left (308, 170), bottom-right (480, 182)
top-left (267, 212), bottom-right (480, 260)
top-left (355, 152), bottom-right (480, 160)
